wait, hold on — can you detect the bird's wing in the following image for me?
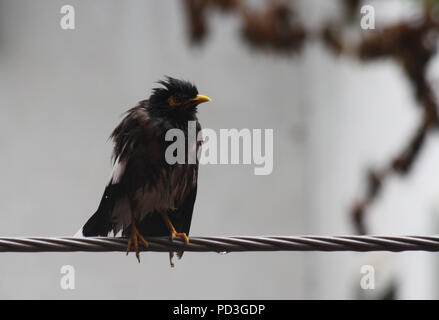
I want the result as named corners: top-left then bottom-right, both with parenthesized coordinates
top-left (172, 121), bottom-right (201, 238)
top-left (173, 171), bottom-right (198, 236)
top-left (80, 104), bottom-right (167, 236)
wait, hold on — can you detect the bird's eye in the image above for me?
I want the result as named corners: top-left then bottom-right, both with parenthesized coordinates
top-left (168, 95), bottom-right (181, 107)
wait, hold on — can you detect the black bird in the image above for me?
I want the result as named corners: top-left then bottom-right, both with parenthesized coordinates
top-left (76, 77), bottom-right (210, 265)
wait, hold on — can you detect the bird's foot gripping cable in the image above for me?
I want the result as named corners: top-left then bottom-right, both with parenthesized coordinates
top-left (126, 214), bottom-right (149, 263)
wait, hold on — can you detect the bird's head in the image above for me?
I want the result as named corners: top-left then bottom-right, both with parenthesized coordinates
top-left (148, 77), bottom-right (211, 119)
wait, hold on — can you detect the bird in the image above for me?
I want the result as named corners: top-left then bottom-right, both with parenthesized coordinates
top-left (76, 77), bottom-right (211, 265)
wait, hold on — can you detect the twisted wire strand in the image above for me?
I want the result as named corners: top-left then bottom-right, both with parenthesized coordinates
top-left (0, 235), bottom-right (439, 253)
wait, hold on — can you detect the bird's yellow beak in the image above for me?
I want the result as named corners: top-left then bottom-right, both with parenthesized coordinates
top-left (191, 94), bottom-right (211, 104)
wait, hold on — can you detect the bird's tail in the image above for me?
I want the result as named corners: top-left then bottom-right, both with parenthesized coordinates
top-left (75, 184), bottom-right (118, 237)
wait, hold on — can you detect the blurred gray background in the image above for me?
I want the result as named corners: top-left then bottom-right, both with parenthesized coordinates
top-left (0, 0), bottom-right (439, 299)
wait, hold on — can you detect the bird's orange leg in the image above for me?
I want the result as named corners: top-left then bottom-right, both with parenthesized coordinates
top-left (160, 211), bottom-right (189, 267)
top-left (126, 213), bottom-right (149, 263)
top-left (160, 211), bottom-right (189, 244)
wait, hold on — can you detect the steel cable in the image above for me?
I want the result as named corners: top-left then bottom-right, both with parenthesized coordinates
top-left (0, 235), bottom-right (438, 252)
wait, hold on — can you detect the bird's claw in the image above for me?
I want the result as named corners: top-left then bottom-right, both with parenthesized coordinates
top-left (169, 251), bottom-right (175, 268)
top-left (126, 227), bottom-right (149, 263)
top-left (171, 232), bottom-right (189, 244)
top-left (168, 232), bottom-right (189, 267)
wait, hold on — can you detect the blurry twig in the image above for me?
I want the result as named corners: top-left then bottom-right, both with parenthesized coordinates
top-left (183, 0), bottom-right (306, 52)
top-left (181, 0), bottom-right (439, 235)
top-left (349, 6), bottom-right (439, 234)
